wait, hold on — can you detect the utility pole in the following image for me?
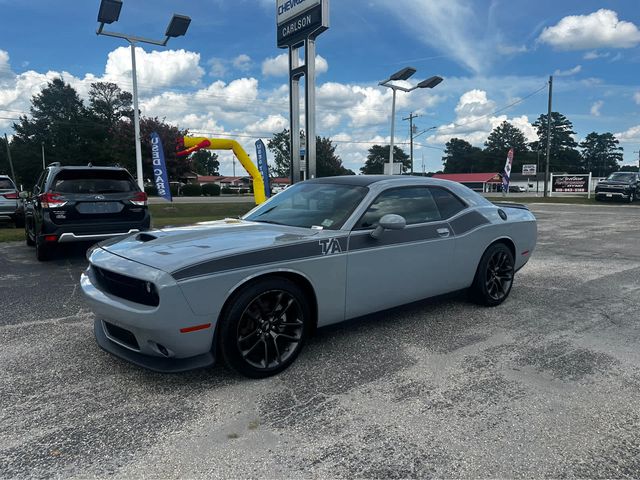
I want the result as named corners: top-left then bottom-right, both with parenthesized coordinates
top-left (543, 75), bottom-right (553, 197)
top-left (41, 142), bottom-right (46, 170)
top-left (403, 112), bottom-right (419, 175)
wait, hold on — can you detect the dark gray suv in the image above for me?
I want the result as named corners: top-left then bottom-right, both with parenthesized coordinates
top-left (24, 163), bottom-right (150, 261)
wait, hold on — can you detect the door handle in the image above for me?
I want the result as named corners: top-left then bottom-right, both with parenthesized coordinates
top-left (436, 227), bottom-right (450, 238)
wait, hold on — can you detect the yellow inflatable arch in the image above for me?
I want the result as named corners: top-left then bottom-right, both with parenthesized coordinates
top-left (179, 137), bottom-right (267, 205)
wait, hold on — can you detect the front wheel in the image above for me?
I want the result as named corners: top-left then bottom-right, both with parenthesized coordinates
top-left (218, 277), bottom-right (310, 378)
top-left (470, 243), bottom-right (515, 307)
top-left (628, 192), bottom-right (635, 203)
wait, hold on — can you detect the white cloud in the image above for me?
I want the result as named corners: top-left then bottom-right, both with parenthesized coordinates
top-left (427, 89), bottom-right (537, 146)
top-left (497, 44), bottom-right (528, 55)
top-left (372, 0), bottom-right (501, 74)
top-left (615, 125), bottom-right (640, 143)
top-left (261, 53), bottom-right (328, 77)
top-left (590, 100), bottom-right (604, 117)
top-left (538, 9), bottom-right (640, 50)
top-left (104, 47), bottom-right (205, 90)
top-left (232, 54), bottom-right (252, 71)
top-left (583, 51), bottom-right (610, 60)
top-left (553, 65), bottom-right (582, 77)
top-left (245, 114), bottom-right (288, 134)
top-left (634, 92), bottom-right (640, 105)
top-left (208, 58), bottom-right (227, 77)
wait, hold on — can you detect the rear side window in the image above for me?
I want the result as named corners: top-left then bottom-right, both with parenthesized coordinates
top-left (430, 188), bottom-right (467, 219)
top-left (51, 170), bottom-right (137, 194)
top-left (0, 178), bottom-right (15, 190)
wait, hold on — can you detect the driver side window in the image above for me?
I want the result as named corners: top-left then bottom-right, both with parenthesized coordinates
top-left (356, 187), bottom-right (441, 229)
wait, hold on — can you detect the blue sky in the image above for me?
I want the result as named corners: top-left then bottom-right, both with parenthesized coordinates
top-left (0, 0), bottom-right (638, 175)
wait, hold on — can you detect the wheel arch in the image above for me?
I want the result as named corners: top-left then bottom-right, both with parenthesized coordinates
top-left (217, 269), bottom-right (319, 338)
top-left (488, 236), bottom-right (516, 259)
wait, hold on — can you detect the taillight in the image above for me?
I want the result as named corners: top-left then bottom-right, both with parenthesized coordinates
top-left (2, 192), bottom-right (18, 199)
top-left (40, 193), bottom-right (67, 208)
top-left (130, 191), bottom-right (147, 206)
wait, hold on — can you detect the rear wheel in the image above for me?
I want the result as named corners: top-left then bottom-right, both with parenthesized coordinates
top-left (628, 192), bottom-right (635, 203)
top-left (471, 243), bottom-right (515, 307)
top-left (219, 277), bottom-right (310, 378)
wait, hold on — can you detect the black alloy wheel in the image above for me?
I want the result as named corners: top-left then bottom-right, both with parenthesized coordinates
top-left (219, 277), bottom-right (310, 378)
top-left (471, 243), bottom-right (515, 307)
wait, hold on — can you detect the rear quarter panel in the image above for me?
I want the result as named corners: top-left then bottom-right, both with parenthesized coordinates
top-left (450, 205), bottom-right (537, 289)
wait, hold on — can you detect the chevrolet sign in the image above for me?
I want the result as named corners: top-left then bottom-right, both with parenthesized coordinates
top-left (277, 0), bottom-right (321, 25)
top-left (276, 0), bottom-right (328, 48)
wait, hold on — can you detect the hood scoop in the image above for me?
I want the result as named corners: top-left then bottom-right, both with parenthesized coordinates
top-left (136, 232), bottom-right (157, 243)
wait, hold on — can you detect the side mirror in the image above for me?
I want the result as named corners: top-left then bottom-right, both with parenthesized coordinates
top-left (19, 191), bottom-right (29, 199)
top-left (371, 214), bottom-right (406, 239)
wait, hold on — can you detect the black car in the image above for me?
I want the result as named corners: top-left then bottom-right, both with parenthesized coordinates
top-left (595, 172), bottom-right (640, 203)
top-left (24, 163), bottom-right (151, 261)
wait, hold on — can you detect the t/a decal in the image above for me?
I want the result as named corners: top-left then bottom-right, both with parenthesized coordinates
top-left (319, 238), bottom-right (342, 255)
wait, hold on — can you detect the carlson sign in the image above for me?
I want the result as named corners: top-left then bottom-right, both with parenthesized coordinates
top-left (277, 0), bottom-right (328, 48)
top-left (552, 174), bottom-right (589, 193)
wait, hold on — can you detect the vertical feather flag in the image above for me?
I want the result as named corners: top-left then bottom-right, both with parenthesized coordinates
top-left (502, 148), bottom-right (514, 193)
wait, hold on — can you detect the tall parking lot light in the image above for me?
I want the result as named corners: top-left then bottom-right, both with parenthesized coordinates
top-left (379, 69), bottom-right (442, 174)
top-left (96, 0), bottom-right (191, 190)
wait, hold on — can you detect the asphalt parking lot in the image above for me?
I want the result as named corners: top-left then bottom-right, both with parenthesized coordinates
top-left (1, 203), bottom-right (639, 478)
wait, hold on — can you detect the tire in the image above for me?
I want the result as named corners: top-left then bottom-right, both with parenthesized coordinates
top-left (470, 243), bottom-right (515, 307)
top-left (25, 221), bottom-right (35, 247)
top-left (36, 238), bottom-right (52, 261)
top-left (218, 277), bottom-right (310, 378)
top-left (628, 192), bottom-right (635, 203)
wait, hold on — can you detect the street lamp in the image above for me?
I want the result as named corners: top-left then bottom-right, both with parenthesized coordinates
top-left (379, 68), bottom-right (442, 174)
top-left (96, 0), bottom-right (191, 190)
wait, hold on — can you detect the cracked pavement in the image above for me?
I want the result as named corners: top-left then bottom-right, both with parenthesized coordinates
top-left (1, 202), bottom-right (639, 478)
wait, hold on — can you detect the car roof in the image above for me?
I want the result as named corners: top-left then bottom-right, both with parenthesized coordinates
top-left (50, 165), bottom-right (128, 171)
top-left (306, 175), bottom-right (457, 187)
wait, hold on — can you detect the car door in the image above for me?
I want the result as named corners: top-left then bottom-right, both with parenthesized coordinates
top-left (344, 186), bottom-right (462, 319)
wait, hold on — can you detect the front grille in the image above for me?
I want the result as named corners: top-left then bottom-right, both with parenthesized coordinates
top-left (93, 266), bottom-right (159, 307)
top-left (103, 321), bottom-right (140, 351)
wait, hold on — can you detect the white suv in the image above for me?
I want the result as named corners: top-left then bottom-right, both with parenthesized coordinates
top-left (0, 175), bottom-right (24, 227)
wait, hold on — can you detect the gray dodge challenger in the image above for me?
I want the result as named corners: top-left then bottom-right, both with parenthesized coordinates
top-left (81, 176), bottom-right (537, 378)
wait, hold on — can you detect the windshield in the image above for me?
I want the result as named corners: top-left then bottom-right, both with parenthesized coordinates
top-left (244, 182), bottom-right (368, 230)
top-left (606, 172), bottom-right (636, 182)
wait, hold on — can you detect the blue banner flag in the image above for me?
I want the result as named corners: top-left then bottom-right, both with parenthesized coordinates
top-left (255, 139), bottom-right (271, 198)
top-left (150, 132), bottom-right (172, 202)
top-left (502, 148), bottom-right (514, 193)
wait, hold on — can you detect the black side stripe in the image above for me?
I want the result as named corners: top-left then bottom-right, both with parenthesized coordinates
top-left (172, 237), bottom-right (348, 280)
top-left (449, 210), bottom-right (490, 235)
top-left (349, 222), bottom-right (447, 251)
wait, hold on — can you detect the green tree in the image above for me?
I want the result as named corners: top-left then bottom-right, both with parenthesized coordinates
top-left (139, 117), bottom-right (189, 182)
top-left (316, 136), bottom-right (354, 176)
top-left (442, 138), bottom-right (483, 173)
top-left (485, 121), bottom-right (529, 155)
top-left (579, 132), bottom-right (623, 177)
top-left (531, 112), bottom-right (581, 172)
top-left (11, 78), bottom-right (97, 185)
top-left (267, 129), bottom-right (298, 177)
top-left (190, 149), bottom-right (220, 176)
top-left (89, 82), bottom-right (133, 126)
top-left (267, 129), bottom-right (354, 177)
top-left (619, 165), bottom-right (639, 172)
top-left (361, 145), bottom-right (410, 174)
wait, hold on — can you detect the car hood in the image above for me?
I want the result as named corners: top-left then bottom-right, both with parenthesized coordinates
top-left (99, 219), bottom-right (321, 274)
top-left (598, 180), bottom-right (632, 186)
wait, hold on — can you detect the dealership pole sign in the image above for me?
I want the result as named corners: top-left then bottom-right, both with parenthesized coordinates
top-left (277, 0), bottom-right (329, 184)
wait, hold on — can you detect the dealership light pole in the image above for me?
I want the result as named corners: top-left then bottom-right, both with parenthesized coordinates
top-left (380, 69), bottom-right (442, 174)
top-left (96, 0), bottom-right (191, 190)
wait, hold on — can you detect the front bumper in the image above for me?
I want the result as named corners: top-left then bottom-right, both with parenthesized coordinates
top-left (595, 190), bottom-right (631, 199)
top-left (81, 247), bottom-right (216, 373)
top-left (93, 318), bottom-right (214, 373)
